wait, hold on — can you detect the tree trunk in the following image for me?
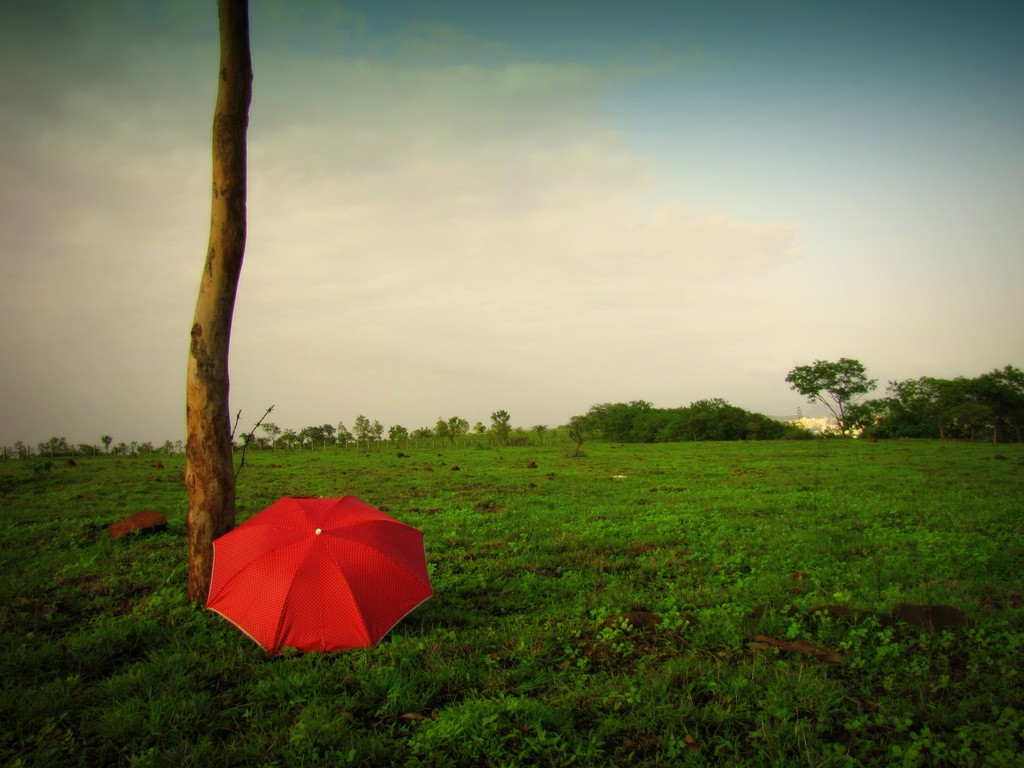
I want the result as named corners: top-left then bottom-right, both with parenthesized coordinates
top-left (185, 0), bottom-right (252, 603)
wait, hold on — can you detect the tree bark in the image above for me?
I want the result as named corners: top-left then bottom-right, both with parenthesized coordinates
top-left (185, 0), bottom-right (252, 603)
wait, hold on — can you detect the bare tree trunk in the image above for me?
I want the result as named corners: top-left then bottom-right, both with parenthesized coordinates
top-left (185, 0), bottom-right (252, 603)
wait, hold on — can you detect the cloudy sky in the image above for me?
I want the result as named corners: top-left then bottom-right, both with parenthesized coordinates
top-left (1, 0), bottom-right (1022, 446)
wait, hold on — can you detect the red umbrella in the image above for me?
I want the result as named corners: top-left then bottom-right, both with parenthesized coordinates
top-left (206, 496), bottom-right (433, 654)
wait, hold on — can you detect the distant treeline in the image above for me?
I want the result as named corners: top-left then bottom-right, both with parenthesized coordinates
top-left (7, 364), bottom-right (1020, 459)
top-left (852, 366), bottom-right (1022, 442)
top-left (577, 363), bottom-right (1023, 445)
top-left (578, 399), bottom-right (799, 443)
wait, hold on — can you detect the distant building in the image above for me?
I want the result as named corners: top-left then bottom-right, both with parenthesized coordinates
top-left (789, 416), bottom-right (837, 434)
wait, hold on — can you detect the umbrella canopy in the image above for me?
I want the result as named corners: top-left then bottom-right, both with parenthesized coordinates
top-left (207, 496), bottom-right (432, 654)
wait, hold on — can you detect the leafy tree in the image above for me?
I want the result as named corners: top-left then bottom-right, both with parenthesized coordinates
top-left (321, 423), bottom-right (336, 449)
top-left (279, 428), bottom-right (298, 450)
top-left (586, 401), bottom-right (654, 442)
top-left (688, 399), bottom-right (746, 441)
top-left (434, 418), bottom-right (452, 446)
top-left (185, 0), bottom-right (252, 602)
top-left (949, 399), bottom-right (993, 442)
top-left (567, 415), bottom-right (592, 457)
top-left (971, 365), bottom-right (1024, 443)
top-left (261, 422), bottom-right (281, 450)
top-left (532, 425), bottom-right (548, 445)
top-left (101, 435), bottom-right (113, 454)
top-left (370, 420), bottom-right (385, 448)
top-left (490, 410), bottom-right (512, 446)
top-left (581, 399), bottom-right (786, 443)
top-left (39, 437), bottom-right (70, 457)
top-left (336, 423), bottom-right (353, 448)
top-left (388, 425), bottom-right (409, 447)
top-left (446, 417), bottom-right (469, 446)
top-left (844, 399), bottom-right (889, 437)
top-left (879, 377), bottom-right (959, 439)
top-left (353, 415), bottom-right (373, 449)
top-left (785, 358), bottom-right (877, 435)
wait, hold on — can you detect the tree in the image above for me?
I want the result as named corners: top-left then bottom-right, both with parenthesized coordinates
top-left (353, 415), bottom-right (372, 449)
top-left (446, 416), bottom-right (469, 446)
top-left (567, 415), bottom-right (592, 457)
top-left (490, 410), bottom-right (512, 446)
top-left (298, 426), bottom-right (317, 450)
top-left (101, 435), bottom-right (113, 454)
top-left (370, 420), bottom-right (385, 448)
top-left (785, 358), bottom-right (877, 435)
top-left (336, 423), bottom-right (353, 448)
top-left (39, 437), bottom-right (70, 457)
top-left (971, 365), bottom-right (1024, 443)
top-left (321, 423), bottom-right (336, 449)
top-left (949, 399), bottom-right (993, 442)
top-left (586, 401), bottom-right (654, 442)
top-left (279, 428), bottom-right (297, 450)
top-left (185, 0), bottom-right (252, 603)
top-left (434, 418), bottom-right (452, 446)
top-left (880, 377), bottom-right (960, 439)
top-left (388, 424), bottom-right (409, 447)
top-left (261, 422), bottom-right (281, 449)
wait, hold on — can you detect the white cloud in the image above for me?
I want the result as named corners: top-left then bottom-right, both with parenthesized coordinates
top-left (0, 9), bottom-right (804, 443)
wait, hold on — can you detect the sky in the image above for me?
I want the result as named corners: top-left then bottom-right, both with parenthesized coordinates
top-left (1, 0), bottom-right (1022, 447)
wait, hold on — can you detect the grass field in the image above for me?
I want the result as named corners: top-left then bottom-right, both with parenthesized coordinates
top-left (2, 439), bottom-right (1022, 766)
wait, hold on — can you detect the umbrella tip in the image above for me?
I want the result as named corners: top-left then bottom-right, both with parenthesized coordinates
top-left (315, 528), bottom-right (322, 535)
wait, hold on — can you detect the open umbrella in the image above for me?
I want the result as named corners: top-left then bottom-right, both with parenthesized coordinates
top-left (207, 496), bottom-right (432, 654)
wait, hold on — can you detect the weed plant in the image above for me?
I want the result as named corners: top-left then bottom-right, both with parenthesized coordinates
top-left (1, 440), bottom-right (1022, 766)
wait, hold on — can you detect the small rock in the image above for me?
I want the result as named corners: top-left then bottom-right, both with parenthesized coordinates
top-left (108, 510), bottom-right (168, 539)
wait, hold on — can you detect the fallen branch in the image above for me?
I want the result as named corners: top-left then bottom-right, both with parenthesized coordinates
top-left (747, 634), bottom-right (843, 665)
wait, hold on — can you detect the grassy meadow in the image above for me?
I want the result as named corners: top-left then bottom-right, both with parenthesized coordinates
top-left (1, 439), bottom-right (1023, 766)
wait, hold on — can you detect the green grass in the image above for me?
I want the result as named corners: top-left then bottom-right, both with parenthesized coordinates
top-left (2, 440), bottom-right (1023, 766)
